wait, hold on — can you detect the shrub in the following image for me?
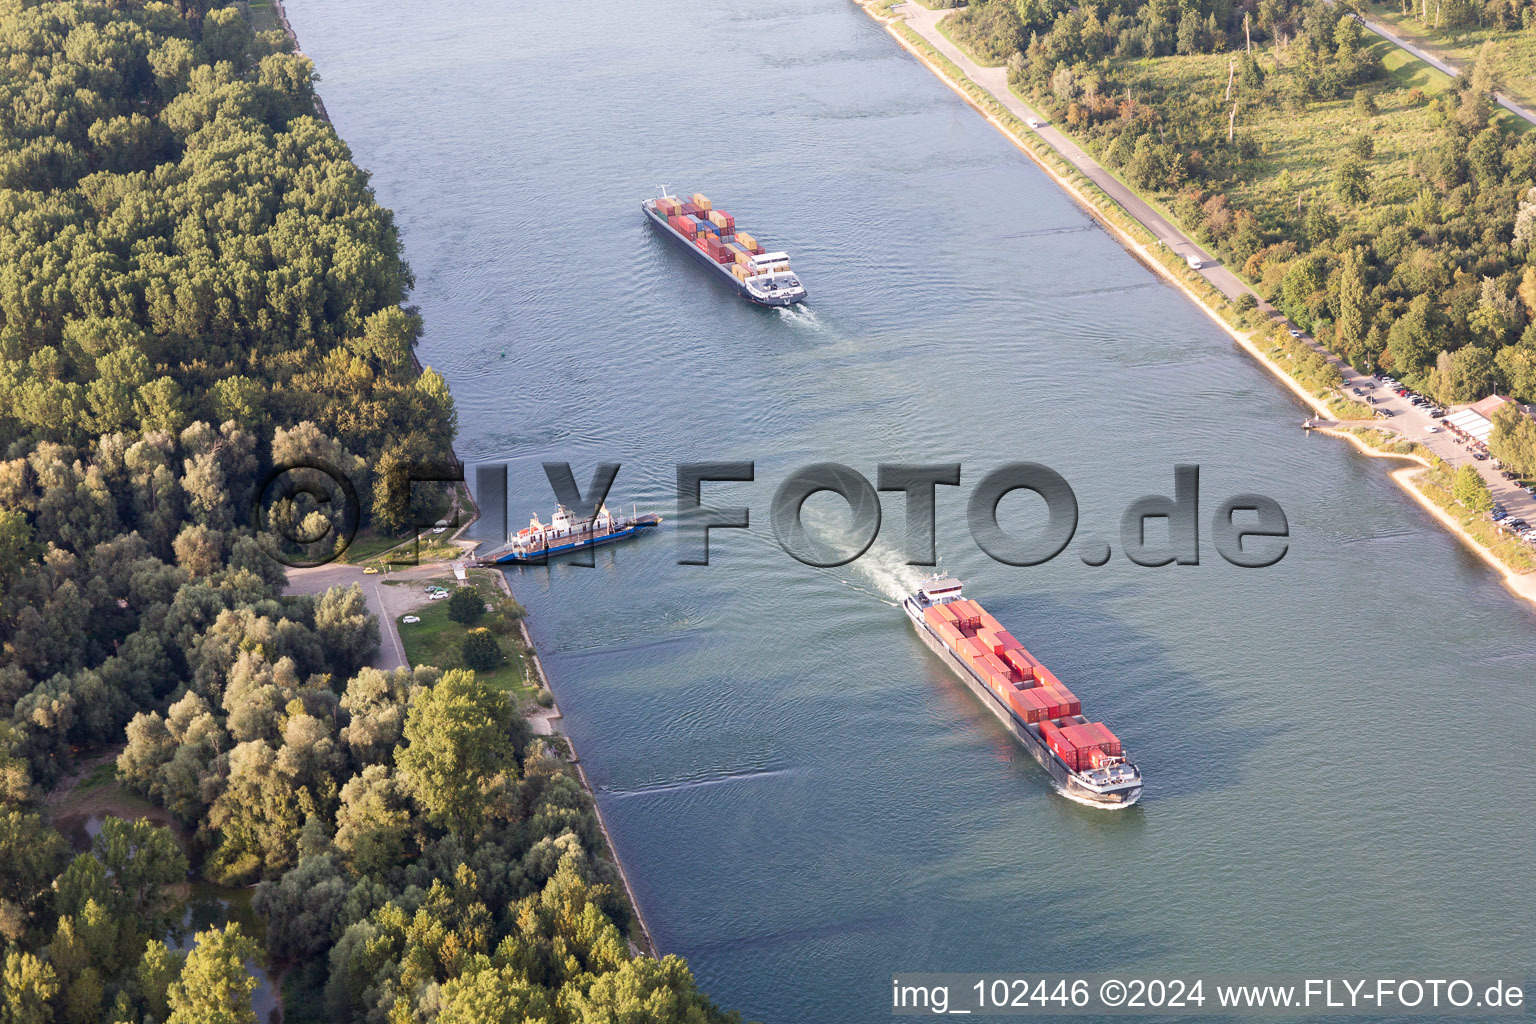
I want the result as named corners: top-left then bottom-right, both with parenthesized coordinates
top-left (535, 688), bottom-right (555, 708)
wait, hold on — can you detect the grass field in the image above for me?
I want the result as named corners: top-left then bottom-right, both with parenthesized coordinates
top-left (394, 572), bottom-right (533, 697)
top-left (1104, 37), bottom-right (1519, 240)
top-left (244, 0), bottom-right (282, 34)
top-left (1365, 2), bottom-right (1536, 111)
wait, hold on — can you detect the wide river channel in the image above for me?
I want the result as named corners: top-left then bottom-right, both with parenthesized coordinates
top-left (287, 0), bottom-right (1536, 1019)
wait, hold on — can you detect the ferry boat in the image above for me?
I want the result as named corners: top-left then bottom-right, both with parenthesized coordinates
top-left (904, 576), bottom-right (1142, 807)
top-left (475, 504), bottom-right (661, 565)
top-left (642, 187), bottom-right (806, 306)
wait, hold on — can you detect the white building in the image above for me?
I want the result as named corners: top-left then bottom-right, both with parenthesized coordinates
top-left (1445, 394), bottom-right (1515, 444)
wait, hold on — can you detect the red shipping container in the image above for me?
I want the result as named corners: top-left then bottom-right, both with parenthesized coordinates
top-left (923, 606), bottom-right (948, 630)
top-left (1061, 722), bottom-right (1120, 759)
top-left (1003, 649), bottom-right (1036, 679)
top-left (1040, 721), bottom-right (1079, 770)
top-left (936, 603), bottom-right (960, 624)
top-left (682, 202), bottom-right (701, 216)
top-left (1012, 687), bottom-right (1050, 723)
top-left (1084, 722), bottom-right (1122, 756)
top-left (1037, 689), bottom-right (1067, 718)
top-left (976, 629), bottom-right (1004, 656)
top-left (994, 630), bottom-right (1023, 652)
top-left (985, 670), bottom-right (1013, 699)
top-left (1035, 666), bottom-right (1063, 690)
top-left (1044, 686), bottom-right (1081, 717)
top-left (979, 611), bottom-right (1004, 633)
top-left (1086, 748), bottom-right (1117, 769)
top-left (980, 652), bottom-right (1010, 678)
top-left (936, 623), bottom-right (964, 646)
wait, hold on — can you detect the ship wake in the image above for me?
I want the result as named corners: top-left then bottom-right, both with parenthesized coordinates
top-left (1055, 786), bottom-right (1141, 811)
top-left (774, 303), bottom-right (826, 330)
top-left (846, 541), bottom-right (930, 605)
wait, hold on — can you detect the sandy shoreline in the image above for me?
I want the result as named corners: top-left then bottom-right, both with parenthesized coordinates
top-left (862, 0), bottom-right (1536, 613)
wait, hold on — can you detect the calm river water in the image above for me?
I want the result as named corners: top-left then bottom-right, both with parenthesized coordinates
top-left (286, 1), bottom-right (1536, 1019)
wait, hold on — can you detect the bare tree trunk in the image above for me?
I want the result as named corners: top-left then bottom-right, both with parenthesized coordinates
top-left (1227, 58), bottom-right (1236, 100)
top-left (1245, 11), bottom-right (1251, 53)
top-left (1434, 0), bottom-right (1441, 27)
top-left (1229, 101), bottom-right (1238, 142)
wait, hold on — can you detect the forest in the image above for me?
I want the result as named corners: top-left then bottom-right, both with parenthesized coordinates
top-left (944, 0), bottom-right (1536, 430)
top-left (0, 1), bottom-right (735, 1021)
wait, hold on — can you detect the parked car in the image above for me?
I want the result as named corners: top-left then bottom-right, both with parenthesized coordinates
top-left (401, 615), bottom-right (420, 624)
top-left (1426, 425), bottom-right (1439, 432)
top-left (1289, 328), bottom-right (1305, 338)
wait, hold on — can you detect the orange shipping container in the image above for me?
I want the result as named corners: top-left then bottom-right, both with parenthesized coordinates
top-left (923, 606), bottom-right (948, 630)
top-left (980, 652), bottom-right (1011, 678)
top-left (1035, 666), bottom-right (1063, 690)
top-left (975, 629), bottom-right (1004, 656)
top-left (954, 637), bottom-right (985, 660)
top-left (936, 622), bottom-right (964, 646)
top-left (691, 192), bottom-right (712, 211)
top-left (936, 603), bottom-right (959, 624)
top-left (978, 611), bottom-right (1004, 633)
top-left (735, 230), bottom-right (757, 249)
top-left (1006, 690), bottom-right (1033, 721)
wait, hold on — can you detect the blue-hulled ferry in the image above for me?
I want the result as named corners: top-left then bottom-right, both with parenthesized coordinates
top-left (476, 504), bottom-right (661, 565)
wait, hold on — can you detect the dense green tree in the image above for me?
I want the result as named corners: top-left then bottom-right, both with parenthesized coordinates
top-left (165, 924), bottom-right (260, 1024)
top-left (1429, 345), bottom-right (1498, 404)
top-left (395, 669), bottom-right (517, 836)
top-left (460, 628), bottom-right (503, 673)
top-left (1489, 402), bottom-right (1536, 475)
top-left (0, 950), bottom-right (58, 1024)
top-left (1453, 464), bottom-right (1494, 512)
top-left (446, 586), bottom-right (484, 625)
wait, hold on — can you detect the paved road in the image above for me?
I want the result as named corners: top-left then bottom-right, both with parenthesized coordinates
top-left (1353, 13), bottom-right (1536, 128)
top-left (892, 2), bottom-right (1536, 538)
top-left (284, 562), bottom-right (463, 671)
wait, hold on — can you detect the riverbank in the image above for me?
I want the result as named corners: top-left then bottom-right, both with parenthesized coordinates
top-left (861, 0), bottom-right (1536, 614)
top-left (482, 568), bottom-right (660, 958)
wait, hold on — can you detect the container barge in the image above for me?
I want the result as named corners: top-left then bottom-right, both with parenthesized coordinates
top-left (475, 503), bottom-right (660, 566)
top-left (642, 188), bottom-right (806, 306)
top-left (904, 576), bottom-right (1142, 807)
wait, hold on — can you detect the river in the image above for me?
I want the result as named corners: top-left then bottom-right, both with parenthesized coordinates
top-left (284, 1), bottom-right (1536, 1020)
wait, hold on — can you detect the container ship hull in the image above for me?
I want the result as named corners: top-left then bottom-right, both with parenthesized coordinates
top-left (475, 511), bottom-right (660, 566)
top-left (903, 580), bottom-right (1142, 808)
top-left (642, 194), bottom-right (805, 306)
